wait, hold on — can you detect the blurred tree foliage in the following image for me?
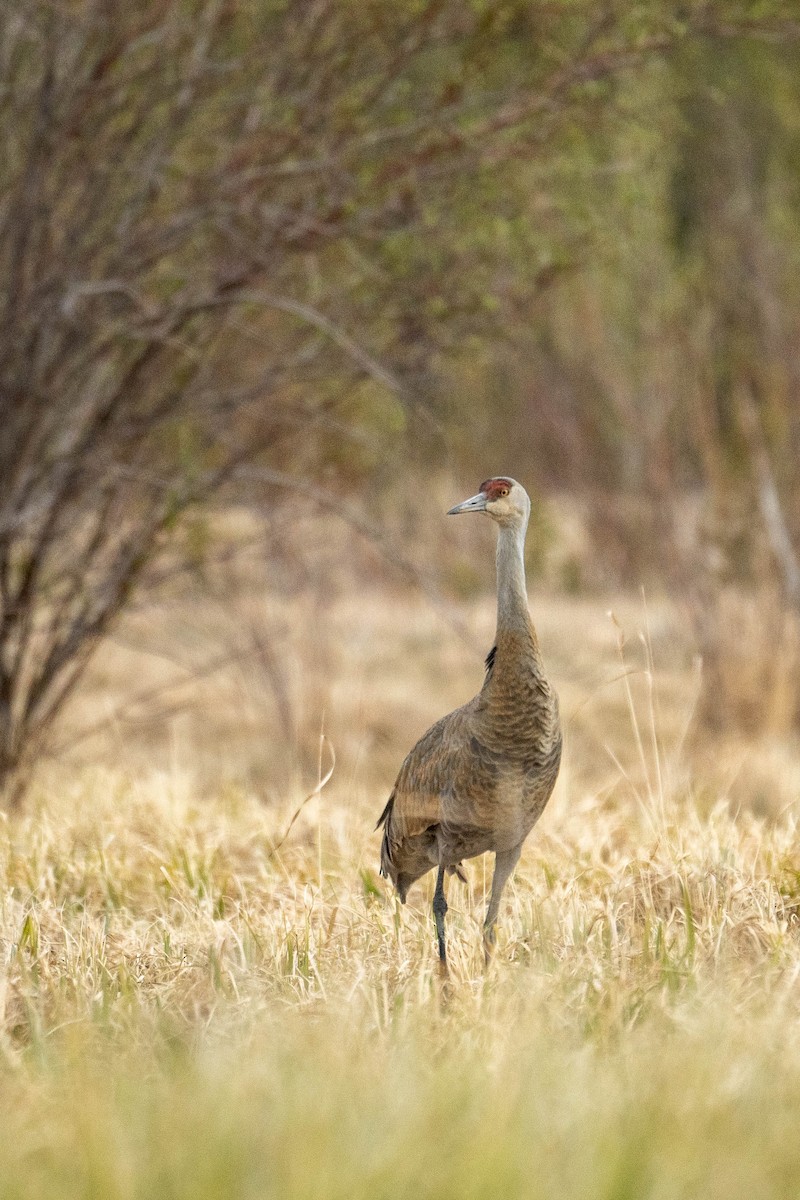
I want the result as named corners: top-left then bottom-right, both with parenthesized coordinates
top-left (0, 0), bottom-right (798, 796)
top-left (465, 20), bottom-right (800, 732)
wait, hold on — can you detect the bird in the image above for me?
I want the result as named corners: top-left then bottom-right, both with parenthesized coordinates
top-left (376, 477), bottom-right (561, 971)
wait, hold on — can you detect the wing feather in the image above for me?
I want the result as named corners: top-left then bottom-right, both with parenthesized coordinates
top-left (380, 700), bottom-right (494, 886)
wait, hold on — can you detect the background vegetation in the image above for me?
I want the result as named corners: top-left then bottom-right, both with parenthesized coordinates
top-left (3, 0), bottom-right (800, 792)
top-left (2, 2), bottom-right (800, 1196)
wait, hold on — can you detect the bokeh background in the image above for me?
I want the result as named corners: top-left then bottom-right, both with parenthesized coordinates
top-left (4, 0), bottom-right (799, 812)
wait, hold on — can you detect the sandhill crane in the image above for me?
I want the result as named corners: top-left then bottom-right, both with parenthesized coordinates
top-left (376, 477), bottom-right (561, 971)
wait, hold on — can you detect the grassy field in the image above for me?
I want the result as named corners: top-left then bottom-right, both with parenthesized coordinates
top-left (2, 576), bottom-right (800, 1199)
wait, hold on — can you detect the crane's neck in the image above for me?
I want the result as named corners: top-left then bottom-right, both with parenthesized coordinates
top-left (495, 521), bottom-right (533, 636)
top-left (489, 517), bottom-right (550, 686)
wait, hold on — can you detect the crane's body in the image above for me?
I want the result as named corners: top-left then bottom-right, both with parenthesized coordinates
top-left (377, 477), bottom-right (561, 969)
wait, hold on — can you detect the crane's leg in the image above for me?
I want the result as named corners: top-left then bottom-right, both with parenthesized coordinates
top-left (432, 863), bottom-right (449, 973)
top-left (484, 846), bottom-right (521, 963)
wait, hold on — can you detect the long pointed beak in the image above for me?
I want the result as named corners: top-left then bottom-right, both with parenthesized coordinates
top-left (447, 492), bottom-right (487, 515)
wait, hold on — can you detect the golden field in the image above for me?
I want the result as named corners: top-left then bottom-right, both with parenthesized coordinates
top-left (2, 535), bottom-right (800, 1199)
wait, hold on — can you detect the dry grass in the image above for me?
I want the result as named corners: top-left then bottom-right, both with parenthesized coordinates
top-left (2, 569), bottom-right (800, 1198)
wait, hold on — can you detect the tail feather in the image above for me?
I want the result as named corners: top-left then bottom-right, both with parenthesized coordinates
top-left (375, 793), bottom-right (393, 832)
top-left (377, 793), bottom-right (395, 879)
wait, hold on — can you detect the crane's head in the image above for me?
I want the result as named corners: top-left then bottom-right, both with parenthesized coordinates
top-left (447, 477), bottom-right (530, 527)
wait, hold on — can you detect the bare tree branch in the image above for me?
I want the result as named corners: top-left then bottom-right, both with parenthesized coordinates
top-left (737, 383), bottom-right (800, 609)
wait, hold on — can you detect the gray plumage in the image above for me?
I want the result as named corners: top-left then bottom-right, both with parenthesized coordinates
top-left (376, 477), bottom-right (561, 969)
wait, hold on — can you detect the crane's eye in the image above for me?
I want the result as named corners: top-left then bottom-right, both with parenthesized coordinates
top-left (499, 488), bottom-right (508, 497)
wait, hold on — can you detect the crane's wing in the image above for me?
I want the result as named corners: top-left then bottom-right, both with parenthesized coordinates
top-left (377, 699), bottom-right (497, 885)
